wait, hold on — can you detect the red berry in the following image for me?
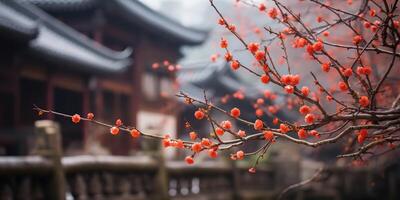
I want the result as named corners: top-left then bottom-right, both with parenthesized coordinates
top-left (115, 119), bottom-right (123, 126)
top-left (192, 143), bottom-right (202, 153)
top-left (285, 85), bottom-right (294, 94)
top-left (231, 60), bottom-right (240, 70)
top-left (230, 107), bottom-right (241, 118)
top-left (163, 138), bottom-right (171, 147)
top-left (357, 134), bottom-right (366, 144)
top-left (254, 119), bottom-right (264, 130)
top-left (208, 149), bottom-right (218, 158)
top-left (299, 105), bottom-right (311, 115)
top-left (228, 24), bottom-right (236, 32)
top-left (338, 81), bottom-right (348, 91)
top-left (255, 51), bottom-right (265, 61)
top-left (359, 129), bottom-right (368, 138)
top-left (363, 66), bottom-right (372, 75)
top-left (321, 63), bottom-right (330, 72)
top-left (306, 44), bottom-right (314, 54)
top-left (215, 128), bottom-right (224, 136)
top-left (86, 113), bottom-right (94, 120)
top-left (201, 138), bottom-right (212, 148)
top-left (110, 126), bottom-right (119, 135)
top-left (359, 96), bottom-right (370, 107)
top-left (248, 42), bottom-right (259, 53)
top-left (248, 167), bottom-right (256, 173)
top-left (189, 131), bottom-right (197, 140)
top-left (393, 20), bottom-right (400, 28)
top-left (71, 114), bottom-right (81, 124)
top-left (301, 86), bottom-right (310, 96)
top-left (312, 41), bottom-right (323, 51)
top-left (225, 52), bottom-right (233, 61)
top-left (279, 123), bottom-right (289, 134)
top-left (238, 130), bottom-right (246, 137)
top-left (305, 113), bottom-right (315, 124)
top-left (260, 74), bottom-right (270, 84)
top-left (130, 129), bottom-right (140, 138)
top-left (263, 131), bottom-right (274, 141)
top-left (255, 109), bottom-right (264, 117)
top-left (291, 75), bottom-right (300, 85)
top-left (220, 38), bottom-right (228, 48)
top-left (364, 21), bottom-right (371, 28)
top-left (353, 35), bottom-right (363, 45)
top-left (369, 9), bottom-right (376, 17)
top-left (343, 68), bottom-right (353, 77)
top-left (297, 129), bottom-right (307, 139)
top-left (185, 156), bottom-right (194, 165)
top-left (258, 3), bottom-right (266, 11)
top-left (236, 150), bottom-right (245, 160)
top-left (317, 16), bottom-right (323, 23)
top-left (268, 8), bottom-right (278, 19)
top-left (218, 18), bottom-right (225, 25)
top-left (310, 130), bottom-right (320, 138)
top-left (221, 120), bottom-right (232, 130)
top-left (175, 140), bottom-right (184, 149)
top-left (194, 110), bottom-right (205, 120)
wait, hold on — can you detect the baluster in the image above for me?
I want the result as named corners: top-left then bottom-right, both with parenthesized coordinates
top-left (31, 178), bottom-right (44, 200)
top-left (200, 175), bottom-right (211, 194)
top-left (101, 172), bottom-right (114, 197)
top-left (131, 174), bottom-right (146, 198)
top-left (88, 173), bottom-right (102, 200)
top-left (0, 183), bottom-right (13, 200)
top-left (116, 174), bottom-right (131, 198)
top-left (71, 174), bottom-right (88, 200)
top-left (142, 174), bottom-right (153, 196)
top-left (16, 177), bottom-right (31, 200)
top-left (191, 177), bottom-right (200, 194)
top-left (179, 177), bottom-right (189, 196)
top-left (168, 179), bottom-right (177, 197)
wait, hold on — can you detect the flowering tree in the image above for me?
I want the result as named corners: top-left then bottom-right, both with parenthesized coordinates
top-left (35, 0), bottom-right (400, 174)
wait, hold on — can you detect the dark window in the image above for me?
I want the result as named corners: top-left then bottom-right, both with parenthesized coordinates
top-left (54, 87), bottom-right (83, 151)
top-left (20, 78), bottom-right (46, 125)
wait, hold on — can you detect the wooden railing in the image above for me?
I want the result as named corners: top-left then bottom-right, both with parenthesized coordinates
top-left (3, 120), bottom-right (397, 200)
top-left (0, 120), bottom-right (281, 200)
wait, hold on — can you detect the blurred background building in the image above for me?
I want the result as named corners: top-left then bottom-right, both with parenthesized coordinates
top-left (0, 0), bottom-right (208, 156)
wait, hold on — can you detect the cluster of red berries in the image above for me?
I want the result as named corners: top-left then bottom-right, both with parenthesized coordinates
top-left (163, 135), bottom-right (184, 149)
top-left (356, 66), bottom-right (372, 75)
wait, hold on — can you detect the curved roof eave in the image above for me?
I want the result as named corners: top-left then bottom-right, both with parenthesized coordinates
top-left (24, 0), bottom-right (209, 45)
top-left (109, 0), bottom-right (209, 45)
top-left (4, 0), bottom-right (132, 73)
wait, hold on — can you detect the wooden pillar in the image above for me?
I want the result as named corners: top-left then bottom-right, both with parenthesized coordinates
top-left (154, 154), bottom-right (169, 200)
top-left (34, 120), bottom-right (65, 200)
top-left (131, 36), bottom-right (145, 127)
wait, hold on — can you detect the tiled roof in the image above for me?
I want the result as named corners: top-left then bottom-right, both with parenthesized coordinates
top-left (24, 0), bottom-right (209, 45)
top-left (0, 0), bottom-right (132, 73)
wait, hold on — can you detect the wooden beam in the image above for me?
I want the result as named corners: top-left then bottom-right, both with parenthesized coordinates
top-left (99, 79), bottom-right (132, 95)
top-left (52, 73), bottom-right (84, 92)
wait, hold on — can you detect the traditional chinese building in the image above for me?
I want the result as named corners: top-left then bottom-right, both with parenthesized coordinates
top-left (0, 0), bottom-right (207, 155)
